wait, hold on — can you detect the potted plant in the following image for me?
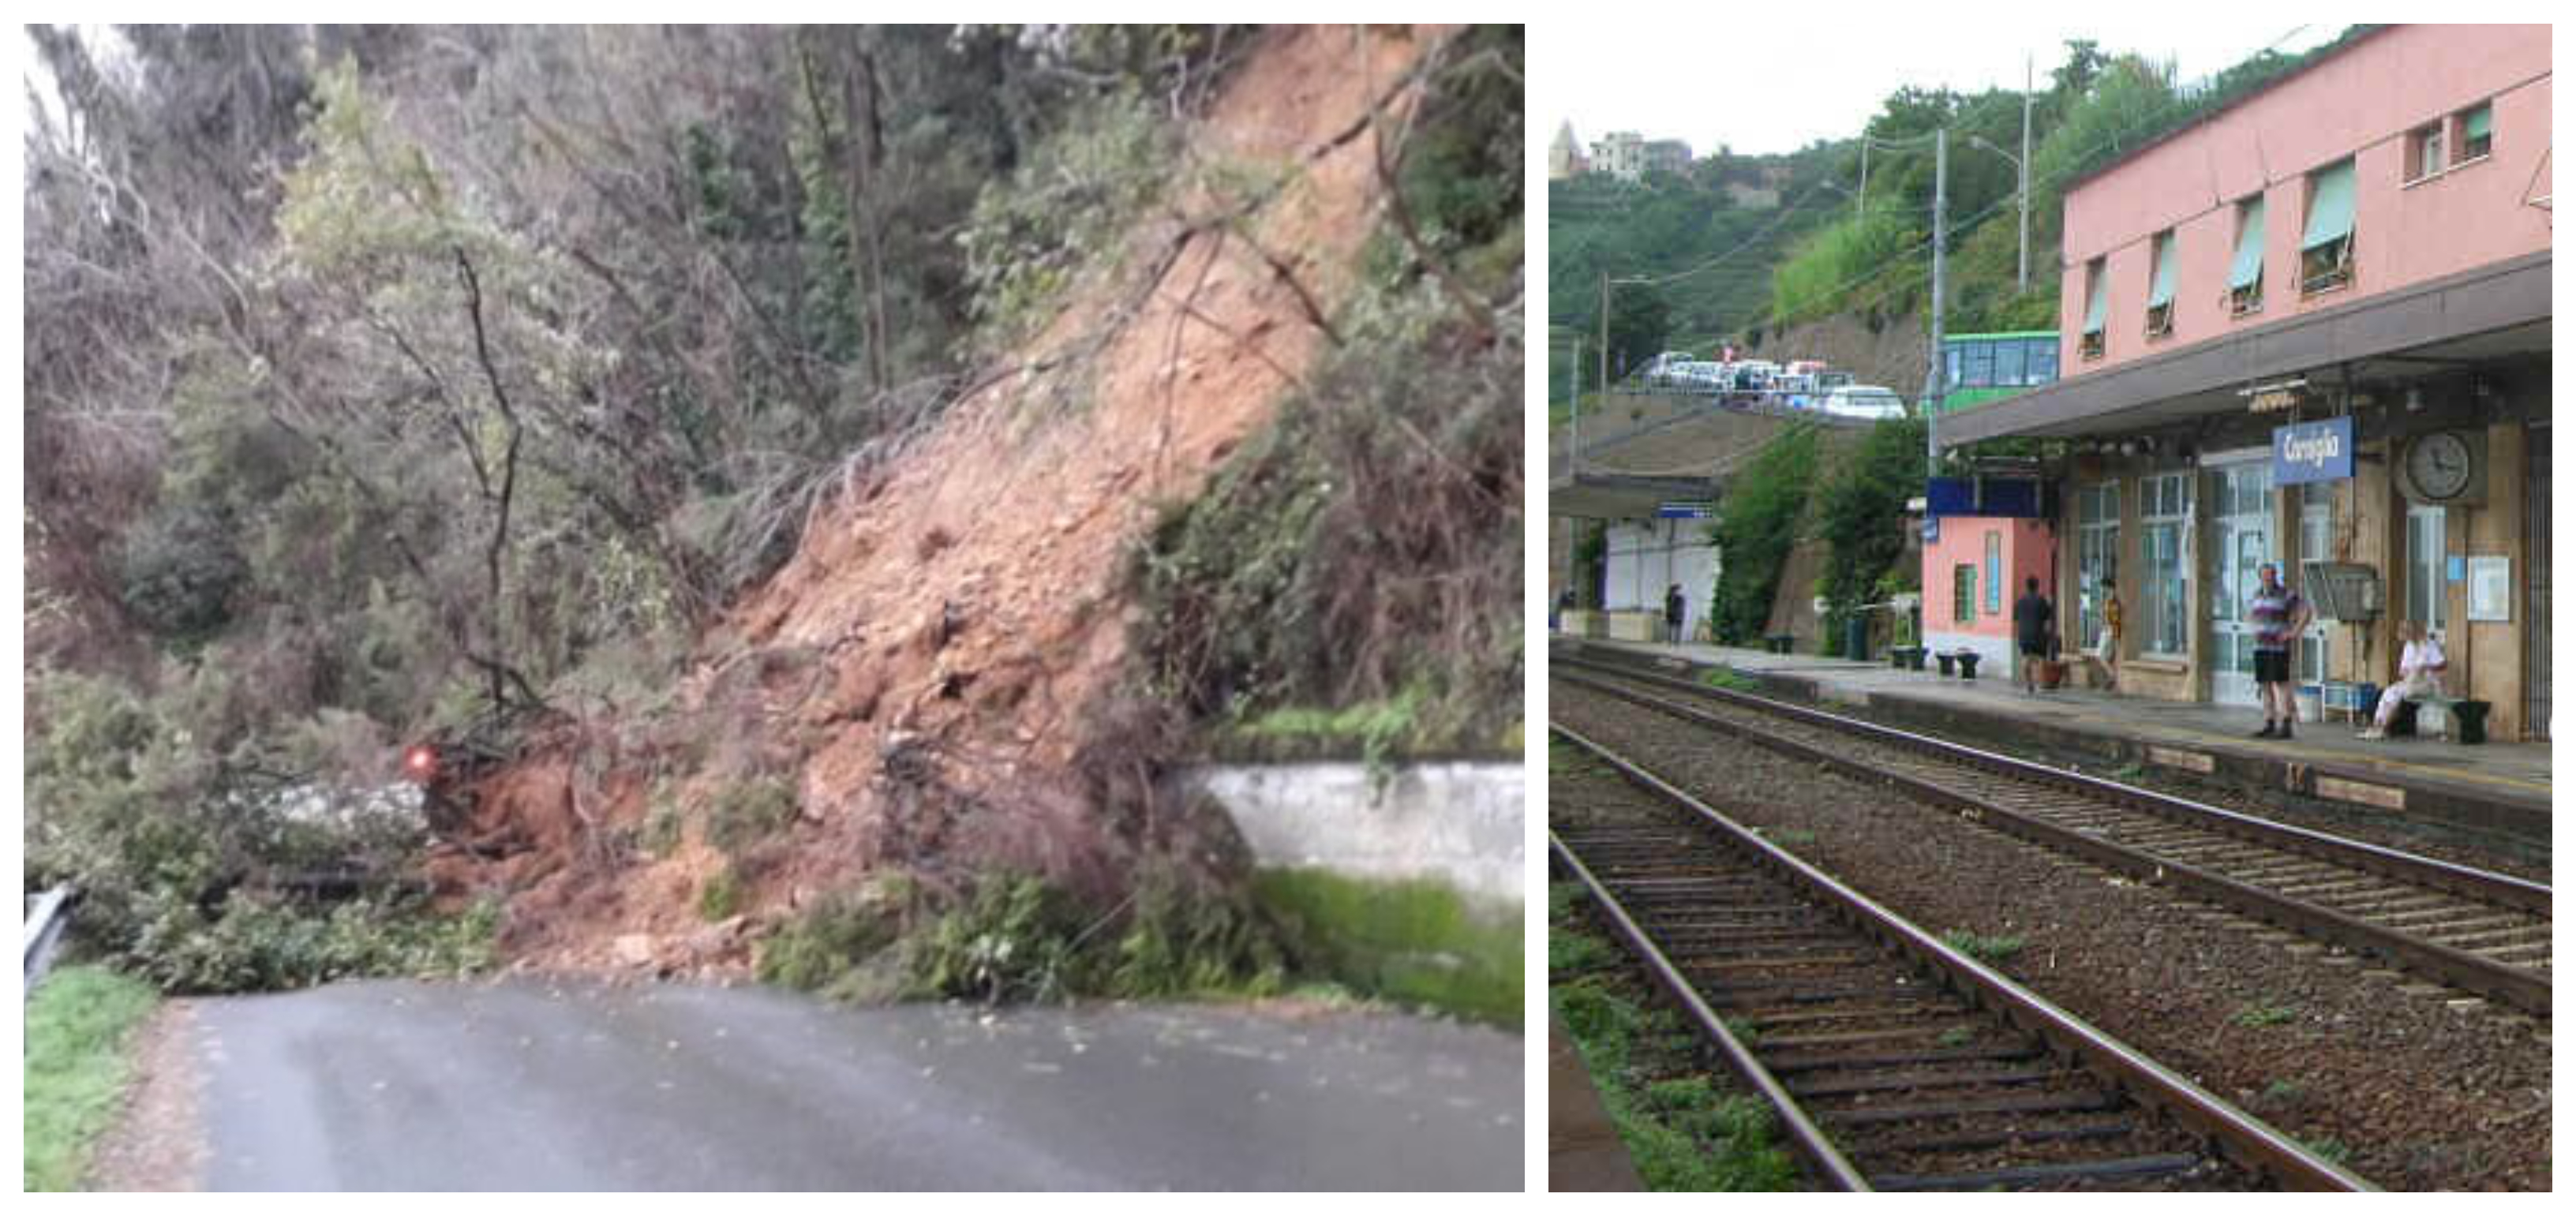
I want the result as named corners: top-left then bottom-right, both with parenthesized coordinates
top-left (1889, 604), bottom-right (1926, 671)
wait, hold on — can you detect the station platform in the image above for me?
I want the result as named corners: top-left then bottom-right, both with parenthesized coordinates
top-left (1547, 1015), bottom-right (1643, 1191)
top-left (1553, 634), bottom-right (2551, 851)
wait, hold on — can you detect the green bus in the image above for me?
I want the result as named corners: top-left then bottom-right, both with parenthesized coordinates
top-left (1933, 331), bottom-right (2059, 413)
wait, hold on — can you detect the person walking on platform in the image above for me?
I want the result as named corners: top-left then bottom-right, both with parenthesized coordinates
top-left (2091, 578), bottom-right (2125, 691)
top-left (2248, 562), bottom-right (2312, 739)
top-left (2012, 576), bottom-right (2054, 694)
top-left (1663, 584), bottom-right (1686, 645)
top-left (2358, 620), bottom-right (2447, 740)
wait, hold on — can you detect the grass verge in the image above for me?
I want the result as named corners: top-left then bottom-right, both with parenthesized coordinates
top-left (24, 966), bottom-right (162, 1191)
top-left (1549, 881), bottom-right (1799, 1190)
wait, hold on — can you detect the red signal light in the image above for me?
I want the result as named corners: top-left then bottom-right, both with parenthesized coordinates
top-left (405, 746), bottom-right (438, 780)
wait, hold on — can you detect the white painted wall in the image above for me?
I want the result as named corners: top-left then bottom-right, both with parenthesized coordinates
top-left (1601, 518), bottom-right (1720, 639)
top-left (1923, 629), bottom-right (2014, 677)
top-left (1182, 763), bottom-right (1523, 904)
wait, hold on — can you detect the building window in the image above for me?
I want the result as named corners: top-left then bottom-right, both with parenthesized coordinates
top-left (2407, 504), bottom-right (2447, 637)
top-left (1994, 340), bottom-right (2025, 387)
top-left (2228, 194), bottom-right (2265, 316)
top-left (2458, 102), bottom-right (2493, 162)
top-left (1983, 531), bottom-right (2003, 615)
top-left (2080, 258), bottom-right (2107, 360)
top-left (2408, 122), bottom-right (2447, 182)
top-left (1954, 563), bottom-right (1977, 625)
top-left (2140, 471), bottom-right (2192, 657)
top-left (2298, 482), bottom-right (2334, 682)
top-left (2077, 482), bottom-right (2121, 649)
top-left (2300, 159), bottom-right (2356, 294)
top-left (2144, 230), bottom-right (2177, 337)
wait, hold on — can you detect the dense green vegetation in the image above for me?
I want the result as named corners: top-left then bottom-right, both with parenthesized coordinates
top-left (23, 967), bottom-right (162, 1191)
top-left (757, 868), bottom-right (1286, 1005)
top-left (1549, 28), bottom-right (2378, 392)
top-left (1815, 417), bottom-right (1930, 619)
top-left (1547, 144), bottom-right (1844, 399)
top-left (1707, 427), bottom-right (1819, 644)
top-left (1765, 30), bottom-right (2378, 340)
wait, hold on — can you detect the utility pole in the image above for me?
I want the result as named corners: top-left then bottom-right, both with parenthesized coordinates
top-left (1926, 127), bottom-right (1947, 470)
top-left (2019, 56), bottom-right (2032, 294)
top-left (1569, 334), bottom-right (1582, 475)
top-left (1857, 137), bottom-right (1869, 223)
top-left (1597, 269), bottom-right (1611, 403)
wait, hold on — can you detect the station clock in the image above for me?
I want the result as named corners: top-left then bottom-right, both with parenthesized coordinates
top-left (2398, 429), bottom-right (2484, 504)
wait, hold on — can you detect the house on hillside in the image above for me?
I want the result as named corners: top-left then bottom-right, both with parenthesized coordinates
top-left (1549, 121), bottom-right (1589, 180)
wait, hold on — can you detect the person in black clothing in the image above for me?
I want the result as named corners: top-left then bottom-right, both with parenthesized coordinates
top-left (1662, 583), bottom-right (1686, 644)
top-left (2012, 576), bottom-right (2054, 694)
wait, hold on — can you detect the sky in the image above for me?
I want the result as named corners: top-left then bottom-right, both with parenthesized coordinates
top-left (1542, 19), bottom-right (2346, 159)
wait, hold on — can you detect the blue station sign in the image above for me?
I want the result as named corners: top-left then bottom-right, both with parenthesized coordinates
top-left (2273, 416), bottom-right (2354, 485)
top-left (1656, 501), bottom-right (1714, 519)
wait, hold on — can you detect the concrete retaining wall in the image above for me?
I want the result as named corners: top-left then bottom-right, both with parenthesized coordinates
top-left (1179, 761), bottom-right (1525, 904)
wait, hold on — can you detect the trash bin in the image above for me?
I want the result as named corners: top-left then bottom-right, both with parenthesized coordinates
top-left (1844, 615), bottom-right (1870, 664)
top-left (2453, 700), bottom-right (2492, 745)
top-left (1955, 651), bottom-right (1980, 679)
top-left (1936, 651), bottom-right (1956, 677)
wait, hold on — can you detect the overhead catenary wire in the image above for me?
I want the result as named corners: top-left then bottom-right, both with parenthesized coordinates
top-left (1748, 24), bottom-right (2342, 337)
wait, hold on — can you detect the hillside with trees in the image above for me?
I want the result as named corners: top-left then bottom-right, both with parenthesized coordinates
top-left (1548, 28), bottom-right (2378, 406)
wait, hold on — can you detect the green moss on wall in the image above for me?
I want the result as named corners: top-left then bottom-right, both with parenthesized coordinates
top-left (1253, 868), bottom-right (1522, 1027)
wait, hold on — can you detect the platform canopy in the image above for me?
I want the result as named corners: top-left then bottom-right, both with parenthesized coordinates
top-left (1938, 250), bottom-right (2550, 446)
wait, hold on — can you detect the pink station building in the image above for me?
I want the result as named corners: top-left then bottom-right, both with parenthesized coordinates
top-left (1931, 24), bottom-right (2551, 741)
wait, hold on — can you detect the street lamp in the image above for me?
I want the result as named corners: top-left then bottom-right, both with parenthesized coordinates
top-left (1964, 133), bottom-right (2029, 294)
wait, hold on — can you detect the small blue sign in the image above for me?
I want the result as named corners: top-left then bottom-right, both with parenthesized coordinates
top-left (2448, 555), bottom-right (2467, 583)
top-left (1657, 501), bottom-right (1713, 519)
top-left (2273, 416), bottom-right (2354, 485)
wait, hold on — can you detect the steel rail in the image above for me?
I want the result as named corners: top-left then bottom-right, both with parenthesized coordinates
top-left (1550, 827), bottom-right (1874, 1192)
top-left (1556, 663), bottom-right (2552, 1018)
top-left (1561, 652), bottom-right (2550, 915)
top-left (1553, 723), bottom-right (2378, 1192)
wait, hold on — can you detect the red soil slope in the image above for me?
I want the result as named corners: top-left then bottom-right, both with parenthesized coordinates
top-left (438, 26), bottom-right (1448, 975)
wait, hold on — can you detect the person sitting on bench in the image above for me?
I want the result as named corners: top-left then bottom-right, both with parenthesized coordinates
top-left (2358, 620), bottom-right (2447, 740)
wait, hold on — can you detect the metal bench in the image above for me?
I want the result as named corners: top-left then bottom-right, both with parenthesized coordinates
top-left (2390, 694), bottom-right (2472, 741)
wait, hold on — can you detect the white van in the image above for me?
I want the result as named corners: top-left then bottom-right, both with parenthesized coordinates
top-left (1822, 384), bottom-right (1908, 420)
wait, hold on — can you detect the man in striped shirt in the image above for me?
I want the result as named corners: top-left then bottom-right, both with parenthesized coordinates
top-left (2248, 563), bottom-right (2313, 739)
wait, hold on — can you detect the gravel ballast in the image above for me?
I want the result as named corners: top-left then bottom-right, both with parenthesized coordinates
top-left (1552, 682), bottom-right (2551, 1192)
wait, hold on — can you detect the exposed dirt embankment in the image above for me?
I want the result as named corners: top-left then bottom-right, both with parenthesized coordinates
top-left (1754, 309), bottom-right (1929, 396)
top-left (436, 27), bottom-right (1447, 975)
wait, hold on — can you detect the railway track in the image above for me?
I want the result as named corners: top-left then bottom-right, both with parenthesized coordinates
top-left (1552, 724), bottom-right (2373, 1192)
top-left (1553, 656), bottom-right (2552, 1019)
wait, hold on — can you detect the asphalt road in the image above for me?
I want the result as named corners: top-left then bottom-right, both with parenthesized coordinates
top-left (187, 979), bottom-right (1522, 1190)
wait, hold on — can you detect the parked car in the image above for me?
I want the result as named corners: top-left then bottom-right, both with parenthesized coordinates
top-left (1822, 384), bottom-right (1908, 420)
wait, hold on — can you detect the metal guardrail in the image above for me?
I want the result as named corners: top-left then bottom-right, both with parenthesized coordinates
top-left (24, 885), bottom-right (75, 995)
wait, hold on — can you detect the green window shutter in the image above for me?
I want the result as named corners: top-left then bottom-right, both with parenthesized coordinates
top-left (2147, 233), bottom-right (2177, 307)
top-left (2466, 105), bottom-right (2492, 140)
top-left (2228, 196), bottom-right (2266, 289)
top-left (2082, 261), bottom-right (2107, 334)
top-left (2301, 159), bottom-right (2357, 250)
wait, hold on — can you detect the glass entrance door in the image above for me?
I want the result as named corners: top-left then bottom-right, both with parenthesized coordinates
top-left (2208, 462), bottom-right (2275, 706)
